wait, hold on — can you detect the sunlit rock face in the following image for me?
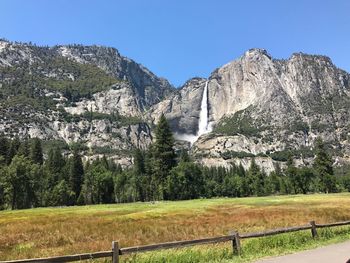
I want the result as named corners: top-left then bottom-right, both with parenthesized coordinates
top-left (55, 44), bottom-right (175, 109)
top-left (148, 77), bottom-right (206, 135)
top-left (149, 49), bottom-right (350, 172)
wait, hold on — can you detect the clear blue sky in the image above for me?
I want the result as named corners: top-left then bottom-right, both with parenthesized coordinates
top-left (1, 0), bottom-right (349, 87)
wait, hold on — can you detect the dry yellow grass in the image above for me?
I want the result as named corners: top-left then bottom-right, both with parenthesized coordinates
top-left (1, 193), bottom-right (350, 261)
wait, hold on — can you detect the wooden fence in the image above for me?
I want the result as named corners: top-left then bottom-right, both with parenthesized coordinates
top-left (2, 220), bottom-right (350, 263)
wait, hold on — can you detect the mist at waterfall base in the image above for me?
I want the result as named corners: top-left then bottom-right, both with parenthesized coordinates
top-left (174, 81), bottom-right (212, 145)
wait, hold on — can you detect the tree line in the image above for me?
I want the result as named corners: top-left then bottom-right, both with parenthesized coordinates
top-left (1, 114), bottom-right (350, 210)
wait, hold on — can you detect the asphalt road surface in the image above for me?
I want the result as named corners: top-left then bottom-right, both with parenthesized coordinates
top-left (255, 240), bottom-right (350, 263)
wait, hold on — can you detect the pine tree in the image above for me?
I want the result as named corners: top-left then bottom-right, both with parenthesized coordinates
top-left (152, 114), bottom-right (176, 199)
top-left (296, 167), bottom-right (314, 194)
top-left (69, 149), bottom-right (84, 200)
top-left (238, 163), bottom-right (246, 177)
top-left (46, 146), bottom-right (65, 188)
top-left (285, 155), bottom-right (299, 194)
top-left (268, 163), bottom-right (282, 194)
top-left (313, 137), bottom-right (335, 193)
top-left (0, 136), bottom-right (9, 165)
top-left (30, 138), bottom-right (43, 165)
top-left (7, 137), bottom-right (20, 165)
top-left (153, 114), bottom-right (176, 178)
top-left (17, 139), bottom-right (30, 157)
top-left (134, 149), bottom-right (145, 175)
top-left (46, 146), bottom-right (65, 174)
top-left (251, 159), bottom-right (265, 196)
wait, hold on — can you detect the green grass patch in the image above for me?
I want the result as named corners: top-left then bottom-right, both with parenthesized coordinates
top-left (122, 226), bottom-right (350, 263)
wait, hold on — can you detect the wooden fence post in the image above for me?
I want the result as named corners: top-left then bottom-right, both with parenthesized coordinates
top-left (310, 221), bottom-right (318, 238)
top-left (229, 231), bottom-right (241, 255)
top-left (112, 241), bottom-right (119, 263)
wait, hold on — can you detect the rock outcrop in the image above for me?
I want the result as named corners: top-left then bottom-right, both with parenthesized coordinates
top-left (149, 49), bottom-right (350, 171)
top-left (148, 77), bottom-right (206, 134)
top-left (63, 82), bottom-right (141, 117)
top-left (55, 44), bottom-right (175, 109)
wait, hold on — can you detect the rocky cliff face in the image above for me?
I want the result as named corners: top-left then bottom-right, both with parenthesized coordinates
top-left (151, 49), bottom-right (350, 171)
top-left (148, 77), bottom-right (206, 134)
top-left (1, 39), bottom-right (350, 170)
top-left (54, 44), bottom-right (174, 109)
top-left (63, 82), bottom-right (141, 117)
top-left (209, 49), bottom-right (350, 148)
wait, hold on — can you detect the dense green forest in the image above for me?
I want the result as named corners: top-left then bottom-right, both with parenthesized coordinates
top-left (0, 114), bottom-right (350, 210)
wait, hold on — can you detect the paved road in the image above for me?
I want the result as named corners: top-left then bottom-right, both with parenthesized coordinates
top-left (255, 240), bottom-right (350, 263)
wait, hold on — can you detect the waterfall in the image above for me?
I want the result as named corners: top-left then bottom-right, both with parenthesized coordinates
top-left (197, 80), bottom-right (211, 138)
top-left (174, 80), bottom-right (212, 145)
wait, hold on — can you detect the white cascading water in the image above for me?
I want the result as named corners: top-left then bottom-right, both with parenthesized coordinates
top-left (197, 80), bottom-right (211, 138)
top-left (174, 80), bottom-right (212, 145)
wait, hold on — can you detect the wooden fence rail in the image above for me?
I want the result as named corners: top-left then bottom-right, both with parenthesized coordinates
top-left (2, 220), bottom-right (350, 263)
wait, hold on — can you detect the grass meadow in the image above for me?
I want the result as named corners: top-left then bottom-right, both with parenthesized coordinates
top-left (1, 193), bottom-right (350, 262)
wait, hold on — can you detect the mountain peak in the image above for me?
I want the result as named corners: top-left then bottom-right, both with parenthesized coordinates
top-left (244, 48), bottom-right (272, 59)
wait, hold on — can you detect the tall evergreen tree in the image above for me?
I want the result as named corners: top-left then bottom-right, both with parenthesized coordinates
top-left (69, 149), bottom-right (84, 200)
top-left (7, 137), bottom-right (20, 165)
top-left (285, 155), bottom-right (299, 194)
top-left (250, 159), bottom-right (265, 196)
top-left (46, 146), bottom-right (65, 189)
top-left (154, 114), bottom-right (176, 175)
top-left (238, 163), bottom-right (246, 177)
top-left (134, 149), bottom-right (145, 175)
top-left (0, 136), bottom-right (9, 165)
top-left (152, 114), bottom-right (176, 198)
top-left (296, 167), bottom-right (314, 194)
top-left (46, 146), bottom-right (65, 174)
top-left (313, 138), bottom-right (335, 193)
top-left (30, 138), bottom-right (43, 165)
top-left (17, 139), bottom-right (30, 157)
